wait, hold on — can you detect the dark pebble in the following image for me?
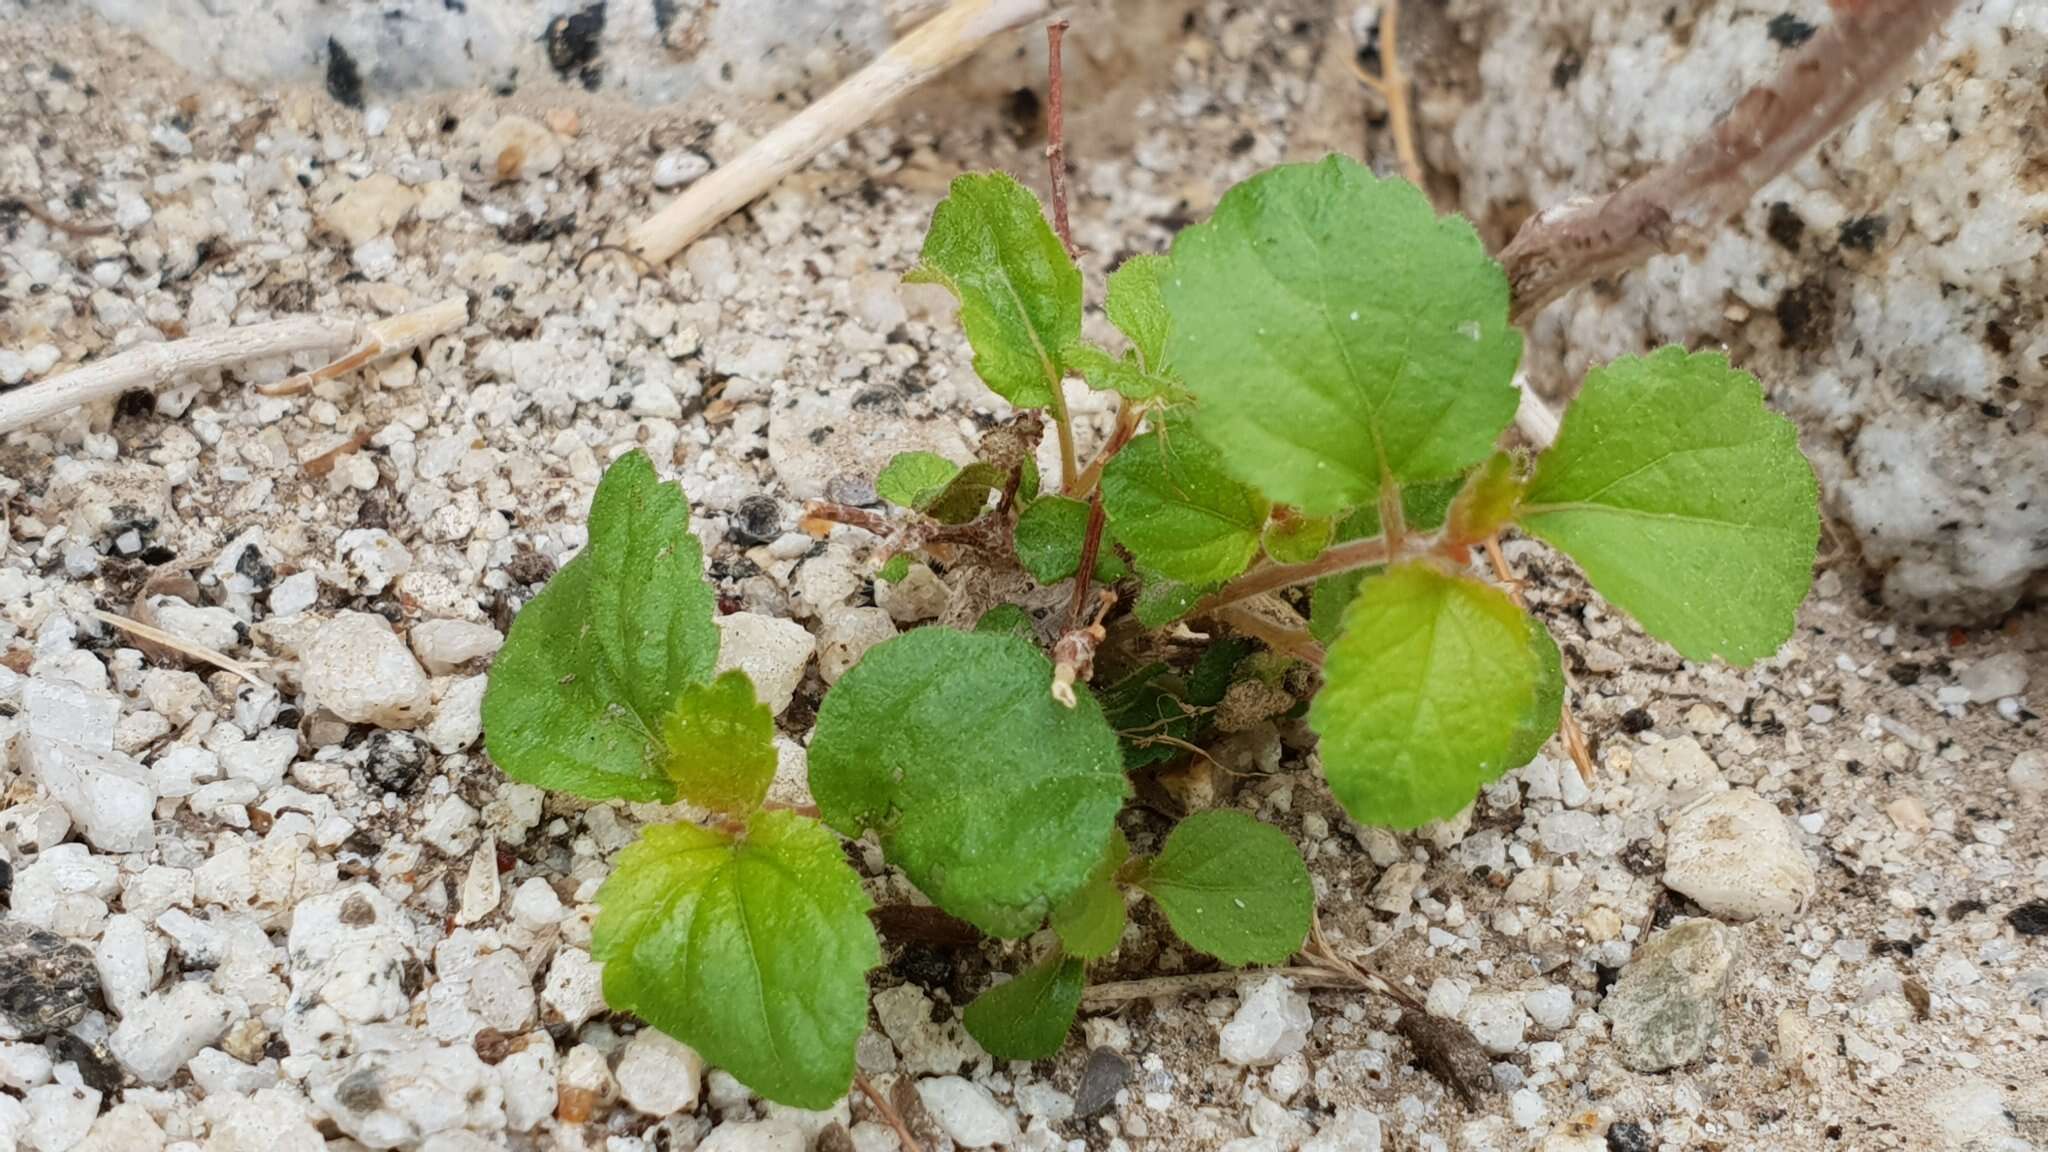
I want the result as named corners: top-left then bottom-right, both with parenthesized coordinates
top-left (0, 920), bottom-right (101, 1039)
top-left (1073, 1046), bottom-right (1130, 1119)
top-left (732, 495), bottom-right (784, 545)
top-left (2009, 900), bottom-right (2048, 936)
top-left (1608, 1120), bottom-right (1654, 1152)
top-left (363, 731), bottom-right (427, 796)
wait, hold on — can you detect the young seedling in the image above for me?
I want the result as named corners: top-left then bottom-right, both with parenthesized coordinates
top-left (485, 154), bottom-right (1817, 1105)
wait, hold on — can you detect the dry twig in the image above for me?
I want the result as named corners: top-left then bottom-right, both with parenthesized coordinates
top-left (627, 0), bottom-right (1060, 263)
top-left (0, 296), bottom-right (467, 436)
top-left (1499, 0), bottom-right (1963, 322)
top-left (91, 609), bottom-right (268, 688)
top-left (854, 1073), bottom-right (926, 1152)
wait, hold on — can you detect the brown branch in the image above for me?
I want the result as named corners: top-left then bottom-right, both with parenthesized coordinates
top-left (1067, 494), bottom-right (1110, 629)
top-left (1043, 19), bottom-right (1078, 258)
top-left (1196, 534), bottom-right (1392, 616)
top-left (1500, 0), bottom-right (1963, 322)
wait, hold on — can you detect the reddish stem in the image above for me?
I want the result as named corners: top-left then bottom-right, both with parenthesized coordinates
top-left (1044, 19), bottom-right (1077, 258)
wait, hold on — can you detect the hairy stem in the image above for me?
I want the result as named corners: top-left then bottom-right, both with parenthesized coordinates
top-left (1198, 534), bottom-right (1392, 615)
top-left (1038, 17), bottom-right (1083, 492)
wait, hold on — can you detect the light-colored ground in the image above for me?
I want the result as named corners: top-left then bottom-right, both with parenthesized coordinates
top-left (1, 6), bottom-right (2042, 1152)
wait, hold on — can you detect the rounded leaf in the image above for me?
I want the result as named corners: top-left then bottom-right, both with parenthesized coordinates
top-left (808, 629), bottom-right (1130, 937)
top-left (593, 811), bottom-right (880, 1109)
top-left (1163, 156), bottom-right (1522, 514)
top-left (1137, 810), bottom-right (1312, 965)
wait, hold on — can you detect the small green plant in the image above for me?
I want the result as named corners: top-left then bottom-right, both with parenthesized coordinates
top-left (483, 155), bottom-right (1818, 1108)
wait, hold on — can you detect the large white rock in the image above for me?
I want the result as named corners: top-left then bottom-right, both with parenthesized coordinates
top-left (697, 1119), bottom-right (807, 1152)
top-left (916, 1076), bottom-right (1018, 1149)
top-left (302, 612), bottom-right (432, 728)
top-left (1219, 975), bottom-right (1312, 1067)
top-left (309, 1040), bottom-right (505, 1148)
top-left (203, 1088), bottom-right (325, 1152)
top-left (615, 1030), bottom-right (705, 1116)
top-left (286, 884), bottom-right (418, 1025)
top-left (714, 613), bottom-right (817, 716)
top-left (22, 677), bottom-right (117, 750)
top-left (23, 737), bottom-right (157, 853)
top-left (1663, 790), bottom-right (1815, 920)
top-left (109, 981), bottom-right (233, 1085)
top-left (409, 619), bottom-right (504, 675)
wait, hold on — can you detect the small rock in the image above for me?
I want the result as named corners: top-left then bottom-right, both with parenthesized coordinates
top-left (1663, 790), bottom-right (1815, 920)
top-left (498, 1033), bottom-right (557, 1132)
top-left (203, 1088), bottom-right (324, 1152)
top-left (482, 115), bottom-right (563, 180)
top-left (556, 1042), bottom-right (615, 1121)
top-left (653, 150), bottom-right (712, 190)
top-left (92, 914), bottom-right (154, 1017)
top-left (0, 920), bottom-right (100, 1039)
top-left (875, 562), bottom-right (951, 624)
top-left (1600, 918), bottom-right (1742, 1072)
top-left (109, 981), bottom-right (232, 1085)
top-left (2009, 750), bottom-right (2048, 796)
top-left (1627, 736), bottom-right (1726, 809)
top-left (542, 948), bottom-right (606, 1028)
top-left (1522, 985), bottom-right (1574, 1031)
top-left (1301, 1108), bottom-right (1383, 1152)
top-left (410, 620), bottom-right (504, 675)
top-left (1461, 992), bottom-right (1527, 1055)
top-left (1220, 974), bottom-right (1312, 1067)
top-left (467, 950), bottom-right (536, 1032)
top-left (1958, 652), bottom-right (2027, 702)
top-left (817, 607), bottom-right (896, 684)
top-left (427, 675), bottom-right (489, 755)
top-left (1370, 861), bottom-right (1425, 915)
top-left (732, 495), bottom-right (785, 544)
top-left (1073, 1046), bottom-right (1129, 1119)
top-left (917, 1076), bottom-right (1017, 1148)
top-left (616, 1030), bottom-right (705, 1115)
top-left (270, 571), bottom-right (320, 616)
top-left (456, 847), bottom-right (501, 926)
top-left (320, 173), bottom-right (420, 247)
top-left (22, 737), bottom-right (157, 852)
top-left (872, 983), bottom-right (980, 1076)
top-left (311, 1039), bottom-right (506, 1146)
top-left (25, 1077), bottom-right (100, 1152)
top-left (364, 730), bottom-right (429, 794)
top-left (714, 614), bottom-right (817, 717)
top-left (303, 611), bottom-right (434, 728)
top-left (1928, 1077), bottom-right (2027, 1150)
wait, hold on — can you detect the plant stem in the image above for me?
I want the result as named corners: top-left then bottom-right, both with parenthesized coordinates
top-left (1198, 534), bottom-right (1392, 615)
top-left (1209, 603), bottom-right (1325, 667)
top-left (1072, 400), bottom-right (1141, 496)
top-left (1348, 0), bottom-right (1422, 187)
top-left (1040, 17), bottom-right (1082, 492)
top-left (855, 1073), bottom-right (926, 1152)
top-left (1044, 19), bottom-right (1077, 261)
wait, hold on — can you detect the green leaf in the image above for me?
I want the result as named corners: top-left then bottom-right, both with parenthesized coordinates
top-left (1262, 511), bottom-right (1334, 565)
top-left (1445, 451), bottom-right (1525, 543)
top-left (1163, 156), bottom-right (1522, 514)
top-left (1132, 568), bottom-right (1215, 629)
top-left (1014, 495), bottom-right (1125, 585)
top-left (1099, 663), bottom-right (1195, 770)
top-left (1136, 810), bottom-right (1312, 966)
top-left (926, 462), bottom-right (1006, 525)
top-left (483, 451), bottom-right (719, 803)
top-left (1305, 480), bottom-right (1463, 645)
top-left (961, 951), bottom-right (1085, 1061)
top-left (877, 554), bottom-right (913, 584)
top-left (809, 629), bottom-right (1129, 937)
top-left (906, 172), bottom-right (1079, 408)
top-left (1518, 348), bottom-right (1819, 664)
top-left (1505, 620), bottom-right (1565, 769)
top-left (1061, 343), bottom-right (1183, 402)
top-left (1310, 562), bottom-right (1537, 828)
top-left (1050, 828), bottom-right (1129, 960)
top-left (594, 811), bottom-right (879, 1109)
top-left (659, 670), bottom-right (777, 816)
top-left (1106, 254), bottom-right (1172, 371)
top-left (974, 603), bottom-right (1037, 641)
top-left (877, 452), bottom-right (961, 512)
top-left (1102, 419), bottom-right (1269, 585)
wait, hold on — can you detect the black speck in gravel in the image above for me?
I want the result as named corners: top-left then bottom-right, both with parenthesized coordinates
top-left (1766, 13), bottom-right (1816, 48)
top-left (325, 37), bottom-right (365, 109)
top-left (1608, 1120), bottom-right (1654, 1152)
top-left (2009, 900), bottom-right (2048, 936)
top-left (546, 3), bottom-right (607, 91)
top-left (1838, 214), bottom-right (1887, 253)
top-left (731, 495), bottom-right (784, 545)
top-left (1620, 707), bottom-right (1655, 734)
